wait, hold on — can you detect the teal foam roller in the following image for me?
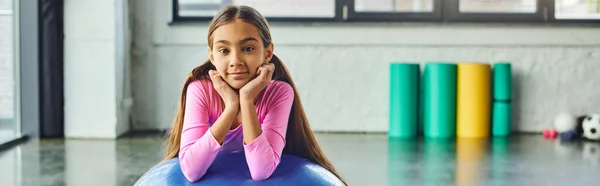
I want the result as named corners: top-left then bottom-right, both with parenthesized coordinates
top-left (423, 63), bottom-right (457, 138)
top-left (389, 63), bottom-right (420, 138)
top-left (492, 101), bottom-right (511, 137)
top-left (493, 63), bottom-right (512, 100)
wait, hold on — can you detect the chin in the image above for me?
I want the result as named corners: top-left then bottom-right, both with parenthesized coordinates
top-left (226, 80), bottom-right (248, 90)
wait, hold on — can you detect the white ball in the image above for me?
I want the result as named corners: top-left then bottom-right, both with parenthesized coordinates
top-left (554, 112), bottom-right (576, 133)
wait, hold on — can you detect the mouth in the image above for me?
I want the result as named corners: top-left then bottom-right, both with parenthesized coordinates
top-left (228, 72), bottom-right (249, 79)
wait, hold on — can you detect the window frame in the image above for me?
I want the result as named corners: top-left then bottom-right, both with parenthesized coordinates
top-left (345, 0), bottom-right (443, 22)
top-left (444, 0), bottom-right (600, 23)
top-left (443, 0), bottom-right (549, 22)
top-left (547, 0), bottom-right (600, 23)
top-left (169, 0), bottom-right (600, 24)
top-left (171, 0), bottom-right (346, 23)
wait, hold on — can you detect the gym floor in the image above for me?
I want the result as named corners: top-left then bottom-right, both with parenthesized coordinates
top-left (1, 133), bottom-right (599, 186)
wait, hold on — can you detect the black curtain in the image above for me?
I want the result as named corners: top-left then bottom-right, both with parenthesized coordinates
top-left (38, 0), bottom-right (64, 138)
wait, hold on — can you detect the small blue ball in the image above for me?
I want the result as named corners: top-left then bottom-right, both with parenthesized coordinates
top-left (559, 130), bottom-right (579, 141)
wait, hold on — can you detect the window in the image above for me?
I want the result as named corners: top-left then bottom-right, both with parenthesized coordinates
top-left (555, 0), bottom-right (600, 19)
top-left (354, 0), bottom-right (435, 13)
top-left (459, 0), bottom-right (538, 13)
top-left (444, 0), bottom-right (546, 22)
top-left (346, 0), bottom-right (442, 22)
top-left (0, 0), bottom-right (18, 146)
top-left (171, 0), bottom-right (600, 23)
top-left (173, 0), bottom-right (341, 22)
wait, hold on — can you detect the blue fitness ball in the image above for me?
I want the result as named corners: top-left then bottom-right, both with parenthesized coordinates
top-left (134, 151), bottom-right (345, 186)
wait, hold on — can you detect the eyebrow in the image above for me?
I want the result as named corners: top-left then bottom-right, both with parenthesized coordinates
top-left (215, 37), bottom-right (259, 45)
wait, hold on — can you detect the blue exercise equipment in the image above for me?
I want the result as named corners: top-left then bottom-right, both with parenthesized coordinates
top-left (134, 151), bottom-right (345, 186)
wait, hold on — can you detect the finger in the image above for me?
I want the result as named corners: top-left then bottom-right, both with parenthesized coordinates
top-left (257, 67), bottom-right (268, 79)
top-left (208, 70), bottom-right (215, 81)
top-left (259, 65), bottom-right (272, 80)
top-left (209, 70), bottom-right (218, 77)
top-left (208, 70), bottom-right (222, 82)
top-left (261, 67), bottom-right (271, 81)
top-left (256, 66), bottom-right (263, 75)
top-left (267, 64), bottom-right (275, 78)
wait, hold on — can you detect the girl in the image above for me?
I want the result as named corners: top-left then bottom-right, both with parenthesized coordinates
top-left (161, 5), bottom-right (347, 184)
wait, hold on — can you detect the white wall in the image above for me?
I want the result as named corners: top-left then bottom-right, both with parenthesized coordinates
top-left (64, 0), bottom-right (132, 138)
top-left (131, 0), bottom-right (600, 133)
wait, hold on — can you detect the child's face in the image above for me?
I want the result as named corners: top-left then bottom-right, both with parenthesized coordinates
top-left (209, 18), bottom-right (273, 90)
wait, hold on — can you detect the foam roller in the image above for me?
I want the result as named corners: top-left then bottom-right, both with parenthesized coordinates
top-left (423, 63), bottom-right (457, 138)
top-left (389, 63), bottom-right (419, 138)
top-left (493, 62), bottom-right (512, 137)
top-left (492, 102), bottom-right (511, 137)
top-left (493, 63), bottom-right (512, 101)
top-left (456, 62), bottom-right (491, 138)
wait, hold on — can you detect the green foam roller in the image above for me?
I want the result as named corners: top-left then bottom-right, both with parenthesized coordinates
top-left (492, 102), bottom-right (511, 137)
top-left (493, 63), bottom-right (512, 100)
top-left (423, 63), bottom-right (457, 138)
top-left (389, 63), bottom-right (419, 138)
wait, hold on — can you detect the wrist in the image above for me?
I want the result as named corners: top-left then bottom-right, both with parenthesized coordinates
top-left (224, 104), bottom-right (239, 113)
top-left (227, 100), bottom-right (240, 106)
top-left (240, 94), bottom-right (255, 103)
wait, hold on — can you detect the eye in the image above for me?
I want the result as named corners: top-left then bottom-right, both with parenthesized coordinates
top-left (218, 48), bottom-right (229, 54)
top-left (243, 46), bottom-right (255, 52)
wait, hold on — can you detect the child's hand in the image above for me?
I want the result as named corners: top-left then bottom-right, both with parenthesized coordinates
top-left (209, 70), bottom-right (239, 109)
top-left (240, 63), bottom-right (275, 101)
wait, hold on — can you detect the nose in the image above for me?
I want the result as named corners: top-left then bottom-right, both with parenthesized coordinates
top-left (229, 60), bottom-right (243, 68)
top-left (229, 51), bottom-right (244, 68)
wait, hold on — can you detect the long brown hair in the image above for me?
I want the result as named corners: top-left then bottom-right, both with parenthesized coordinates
top-left (162, 5), bottom-right (346, 184)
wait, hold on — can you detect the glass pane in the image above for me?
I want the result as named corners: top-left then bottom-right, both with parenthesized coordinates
top-left (459, 0), bottom-right (537, 13)
top-left (0, 0), bottom-right (10, 11)
top-left (354, 0), bottom-right (435, 12)
top-left (555, 0), bottom-right (600, 19)
top-left (0, 0), bottom-right (15, 144)
top-left (177, 0), bottom-right (336, 18)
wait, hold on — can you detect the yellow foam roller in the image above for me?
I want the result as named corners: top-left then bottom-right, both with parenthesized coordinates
top-left (456, 62), bottom-right (491, 138)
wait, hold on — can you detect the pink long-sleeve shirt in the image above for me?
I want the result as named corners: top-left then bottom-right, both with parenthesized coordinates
top-left (178, 79), bottom-right (294, 182)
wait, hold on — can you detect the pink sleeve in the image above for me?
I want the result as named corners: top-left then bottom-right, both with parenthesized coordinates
top-left (178, 80), bottom-right (222, 182)
top-left (243, 82), bottom-right (294, 180)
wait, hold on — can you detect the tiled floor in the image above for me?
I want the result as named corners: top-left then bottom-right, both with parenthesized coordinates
top-left (1, 133), bottom-right (600, 186)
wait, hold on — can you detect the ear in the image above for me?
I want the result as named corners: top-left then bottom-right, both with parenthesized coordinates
top-left (208, 46), bottom-right (214, 63)
top-left (264, 42), bottom-right (274, 62)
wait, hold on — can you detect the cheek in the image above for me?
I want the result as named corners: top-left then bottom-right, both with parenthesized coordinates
top-left (250, 58), bottom-right (266, 73)
top-left (211, 62), bottom-right (227, 75)
top-left (248, 64), bottom-right (262, 75)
